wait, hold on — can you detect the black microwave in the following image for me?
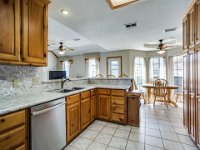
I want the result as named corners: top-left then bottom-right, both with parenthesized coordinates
top-left (49, 71), bottom-right (66, 80)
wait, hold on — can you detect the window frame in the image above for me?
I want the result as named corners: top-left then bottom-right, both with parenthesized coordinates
top-left (88, 58), bottom-right (97, 78)
top-left (106, 56), bottom-right (122, 77)
top-left (173, 55), bottom-right (184, 93)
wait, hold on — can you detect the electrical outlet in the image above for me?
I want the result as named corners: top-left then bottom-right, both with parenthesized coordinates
top-left (32, 77), bottom-right (39, 85)
top-left (13, 79), bottom-right (21, 88)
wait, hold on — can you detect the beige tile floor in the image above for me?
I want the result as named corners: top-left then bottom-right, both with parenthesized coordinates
top-left (65, 103), bottom-right (198, 150)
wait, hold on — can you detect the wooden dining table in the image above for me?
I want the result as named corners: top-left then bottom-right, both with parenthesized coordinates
top-left (142, 84), bottom-right (179, 107)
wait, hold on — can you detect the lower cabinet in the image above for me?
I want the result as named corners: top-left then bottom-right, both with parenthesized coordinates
top-left (66, 94), bottom-right (81, 142)
top-left (189, 95), bottom-right (196, 140)
top-left (98, 95), bottom-right (111, 120)
top-left (91, 95), bottom-right (97, 122)
top-left (0, 110), bottom-right (28, 150)
top-left (66, 88), bottom-right (127, 143)
top-left (81, 98), bottom-right (91, 130)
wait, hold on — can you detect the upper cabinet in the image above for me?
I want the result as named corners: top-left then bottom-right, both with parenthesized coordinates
top-left (196, 1), bottom-right (200, 45)
top-left (22, 0), bottom-right (49, 65)
top-left (183, 0), bottom-right (200, 50)
top-left (0, 0), bottom-right (49, 66)
top-left (0, 0), bottom-right (20, 62)
top-left (183, 16), bottom-right (189, 50)
top-left (189, 6), bottom-right (195, 48)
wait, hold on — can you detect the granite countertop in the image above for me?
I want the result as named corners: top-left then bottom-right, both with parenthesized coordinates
top-left (0, 84), bottom-right (130, 115)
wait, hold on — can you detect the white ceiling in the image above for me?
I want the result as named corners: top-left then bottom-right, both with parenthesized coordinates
top-left (48, 0), bottom-right (192, 55)
top-left (48, 17), bottom-right (107, 56)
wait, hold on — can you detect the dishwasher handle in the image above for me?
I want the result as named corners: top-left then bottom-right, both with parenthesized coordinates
top-left (31, 102), bottom-right (66, 116)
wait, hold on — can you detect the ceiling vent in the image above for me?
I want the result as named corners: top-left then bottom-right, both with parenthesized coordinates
top-left (125, 23), bottom-right (137, 28)
top-left (165, 27), bottom-right (177, 33)
top-left (73, 38), bottom-right (80, 41)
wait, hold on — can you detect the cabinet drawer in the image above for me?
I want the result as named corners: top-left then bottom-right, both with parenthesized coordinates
top-left (91, 89), bottom-right (96, 96)
top-left (0, 125), bottom-right (26, 150)
top-left (81, 91), bottom-right (90, 100)
top-left (66, 94), bottom-right (80, 105)
top-left (111, 89), bottom-right (125, 96)
top-left (112, 96), bottom-right (125, 105)
top-left (112, 105), bottom-right (125, 114)
top-left (0, 110), bottom-right (25, 133)
top-left (98, 89), bottom-right (110, 95)
top-left (111, 113), bottom-right (125, 123)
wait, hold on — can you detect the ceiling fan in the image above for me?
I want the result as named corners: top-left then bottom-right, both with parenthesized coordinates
top-left (49, 42), bottom-right (74, 55)
top-left (144, 39), bottom-right (181, 54)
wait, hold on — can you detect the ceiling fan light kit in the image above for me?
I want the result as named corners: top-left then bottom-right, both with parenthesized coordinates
top-left (58, 50), bottom-right (66, 55)
top-left (157, 50), bottom-right (165, 55)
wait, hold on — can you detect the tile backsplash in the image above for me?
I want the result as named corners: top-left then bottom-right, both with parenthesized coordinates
top-left (0, 65), bottom-right (132, 99)
top-left (0, 65), bottom-right (44, 98)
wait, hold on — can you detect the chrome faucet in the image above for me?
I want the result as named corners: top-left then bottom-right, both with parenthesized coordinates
top-left (60, 77), bottom-right (70, 89)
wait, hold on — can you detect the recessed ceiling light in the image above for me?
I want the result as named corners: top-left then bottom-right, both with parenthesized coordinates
top-left (61, 9), bottom-right (69, 15)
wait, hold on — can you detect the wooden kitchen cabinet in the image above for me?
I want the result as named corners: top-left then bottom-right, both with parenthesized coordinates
top-left (111, 91), bottom-right (126, 124)
top-left (195, 1), bottom-right (200, 45)
top-left (98, 95), bottom-right (111, 120)
top-left (196, 49), bottom-right (200, 147)
top-left (0, 0), bottom-right (49, 66)
top-left (91, 95), bottom-right (97, 122)
top-left (189, 52), bottom-right (196, 140)
top-left (183, 55), bottom-right (189, 129)
top-left (0, 0), bottom-right (20, 62)
top-left (189, 6), bottom-right (195, 48)
top-left (81, 98), bottom-right (91, 130)
top-left (21, 0), bottom-right (49, 65)
top-left (0, 110), bottom-right (28, 150)
top-left (66, 94), bottom-right (81, 142)
top-left (183, 15), bottom-right (189, 50)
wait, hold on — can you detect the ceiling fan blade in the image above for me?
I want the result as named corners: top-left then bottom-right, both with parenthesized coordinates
top-left (67, 48), bottom-right (74, 51)
top-left (162, 39), bottom-right (177, 45)
top-left (144, 43), bottom-right (159, 48)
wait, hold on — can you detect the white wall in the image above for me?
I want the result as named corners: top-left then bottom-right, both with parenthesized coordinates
top-left (58, 48), bottom-right (185, 79)
top-left (41, 52), bottom-right (58, 81)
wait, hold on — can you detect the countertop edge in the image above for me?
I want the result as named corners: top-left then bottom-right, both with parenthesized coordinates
top-left (0, 85), bottom-right (130, 115)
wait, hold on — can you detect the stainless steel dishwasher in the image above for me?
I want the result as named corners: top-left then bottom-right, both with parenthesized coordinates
top-left (31, 98), bottom-right (66, 150)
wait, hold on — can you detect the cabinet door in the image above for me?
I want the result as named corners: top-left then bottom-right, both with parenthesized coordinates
top-left (91, 96), bottom-right (97, 122)
top-left (196, 1), bottom-right (200, 45)
top-left (0, 0), bottom-right (20, 62)
top-left (81, 98), bottom-right (91, 129)
top-left (189, 52), bottom-right (195, 139)
top-left (98, 95), bottom-right (110, 120)
top-left (22, 0), bottom-right (49, 65)
top-left (189, 6), bottom-right (195, 48)
top-left (197, 50), bottom-right (200, 146)
top-left (183, 55), bottom-right (189, 129)
top-left (67, 102), bottom-right (80, 142)
top-left (183, 16), bottom-right (189, 50)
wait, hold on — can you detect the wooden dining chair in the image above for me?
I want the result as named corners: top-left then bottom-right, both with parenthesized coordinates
top-left (107, 74), bottom-right (116, 78)
top-left (153, 79), bottom-right (168, 108)
top-left (95, 74), bottom-right (103, 78)
top-left (131, 79), bottom-right (146, 103)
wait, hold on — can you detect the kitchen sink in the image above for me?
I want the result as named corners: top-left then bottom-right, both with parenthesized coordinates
top-left (48, 87), bottom-right (85, 93)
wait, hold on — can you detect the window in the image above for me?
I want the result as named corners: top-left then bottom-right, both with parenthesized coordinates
top-left (63, 61), bottom-right (70, 78)
top-left (173, 56), bottom-right (183, 93)
top-left (88, 59), bottom-right (97, 78)
top-left (107, 57), bottom-right (122, 77)
top-left (150, 57), bottom-right (166, 81)
top-left (152, 58), bottom-right (160, 79)
top-left (134, 57), bottom-right (146, 90)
